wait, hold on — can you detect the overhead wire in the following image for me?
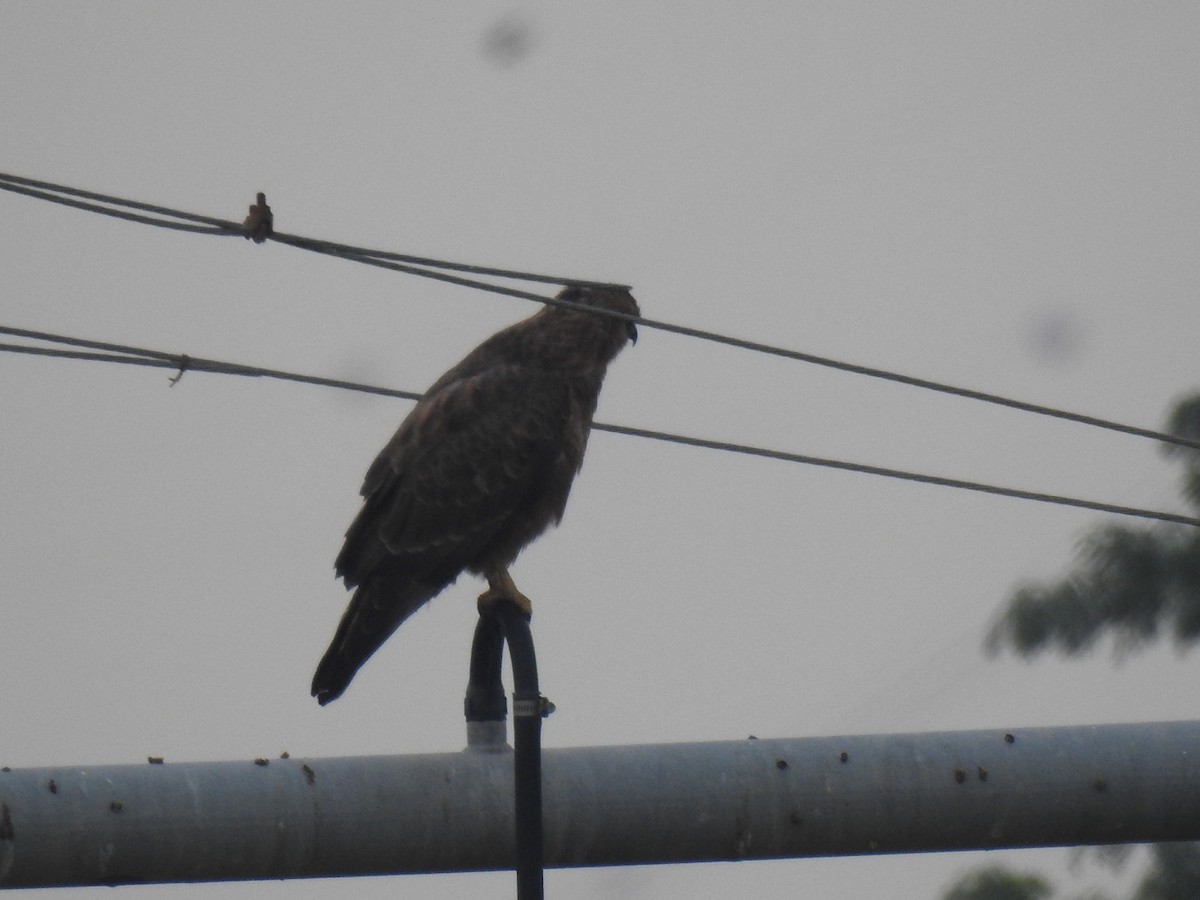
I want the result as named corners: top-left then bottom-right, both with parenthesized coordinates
top-left (1, 170), bottom-right (1197, 454)
top-left (0, 327), bottom-right (423, 402)
top-left (0, 172), bottom-right (628, 288)
top-left (2, 325), bottom-right (1197, 529)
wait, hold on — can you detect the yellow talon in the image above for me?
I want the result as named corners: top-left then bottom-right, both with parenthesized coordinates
top-left (477, 567), bottom-right (533, 617)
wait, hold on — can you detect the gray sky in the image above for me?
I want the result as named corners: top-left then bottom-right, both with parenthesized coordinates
top-left (2, 4), bottom-right (1198, 897)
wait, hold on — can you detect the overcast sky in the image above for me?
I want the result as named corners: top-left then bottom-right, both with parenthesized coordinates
top-left (2, 4), bottom-right (1199, 898)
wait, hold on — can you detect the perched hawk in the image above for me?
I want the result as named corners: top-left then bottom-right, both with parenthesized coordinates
top-left (311, 285), bottom-right (640, 704)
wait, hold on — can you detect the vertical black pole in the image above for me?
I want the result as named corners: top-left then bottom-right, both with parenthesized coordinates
top-left (465, 604), bottom-right (546, 900)
top-left (496, 605), bottom-right (544, 900)
top-left (464, 613), bottom-right (507, 728)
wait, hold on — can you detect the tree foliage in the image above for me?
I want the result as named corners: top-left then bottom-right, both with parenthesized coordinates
top-left (965, 396), bottom-right (1200, 900)
top-left (940, 866), bottom-right (1052, 900)
top-left (987, 395), bottom-right (1200, 657)
top-left (1132, 843), bottom-right (1200, 900)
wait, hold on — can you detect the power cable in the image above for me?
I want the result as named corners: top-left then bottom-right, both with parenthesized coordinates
top-left (2, 325), bottom-right (1196, 529)
top-left (0, 173), bottom-right (627, 287)
top-left (2, 171), bottom-right (1197, 454)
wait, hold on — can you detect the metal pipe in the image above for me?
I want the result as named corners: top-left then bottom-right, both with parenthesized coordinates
top-left (3, 720), bottom-right (1200, 888)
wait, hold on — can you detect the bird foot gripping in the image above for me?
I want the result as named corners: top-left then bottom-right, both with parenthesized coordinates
top-left (477, 567), bottom-right (533, 618)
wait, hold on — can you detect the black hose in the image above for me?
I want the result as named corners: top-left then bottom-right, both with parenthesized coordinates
top-left (465, 604), bottom-right (546, 900)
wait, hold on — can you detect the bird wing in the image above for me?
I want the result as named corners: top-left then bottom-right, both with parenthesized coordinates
top-left (339, 363), bottom-right (578, 583)
top-left (312, 363), bottom-right (578, 703)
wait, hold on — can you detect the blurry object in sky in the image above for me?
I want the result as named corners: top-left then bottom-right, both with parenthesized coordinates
top-left (481, 13), bottom-right (537, 68)
top-left (1022, 305), bottom-right (1085, 366)
top-left (242, 192), bottom-right (273, 244)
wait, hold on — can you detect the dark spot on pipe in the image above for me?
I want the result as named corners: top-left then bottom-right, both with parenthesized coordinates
top-left (977, 766), bottom-right (988, 782)
top-left (47, 779), bottom-right (57, 794)
top-left (775, 758), bottom-right (789, 770)
top-left (954, 768), bottom-right (966, 784)
top-left (110, 801), bottom-right (122, 813)
top-left (1, 767), bottom-right (10, 773)
top-left (147, 756), bottom-right (164, 765)
top-left (302, 764), bottom-right (316, 785)
top-left (0, 802), bottom-right (14, 840)
top-left (254, 758), bottom-right (269, 767)
top-left (1093, 778), bottom-right (1108, 792)
top-left (1004, 733), bottom-right (1015, 744)
top-left (838, 751), bottom-right (849, 763)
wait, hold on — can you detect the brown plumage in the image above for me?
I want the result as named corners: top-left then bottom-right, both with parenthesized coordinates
top-left (311, 285), bottom-right (639, 704)
top-left (242, 192), bottom-right (273, 243)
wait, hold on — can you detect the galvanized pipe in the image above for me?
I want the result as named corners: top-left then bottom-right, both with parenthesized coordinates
top-left (2, 720), bottom-right (1199, 888)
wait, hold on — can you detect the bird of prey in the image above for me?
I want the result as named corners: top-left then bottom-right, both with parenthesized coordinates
top-left (311, 285), bottom-right (640, 704)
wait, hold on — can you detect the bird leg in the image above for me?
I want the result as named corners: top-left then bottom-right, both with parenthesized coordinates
top-left (477, 566), bottom-right (533, 618)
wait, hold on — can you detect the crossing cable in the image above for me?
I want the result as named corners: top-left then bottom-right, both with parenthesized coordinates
top-left (2, 325), bottom-right (1197, 529)
top-left (2, 171), bottom-right (1198, 454)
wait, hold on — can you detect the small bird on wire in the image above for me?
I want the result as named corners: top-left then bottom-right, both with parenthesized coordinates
top-left (242, 192), bottom-right (272, 243)
top-left (311, 285), bottom-right (640, 704)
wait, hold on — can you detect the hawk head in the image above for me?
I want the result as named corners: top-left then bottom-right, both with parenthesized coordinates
top-left (555, 284), bottom-right (640, 354)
